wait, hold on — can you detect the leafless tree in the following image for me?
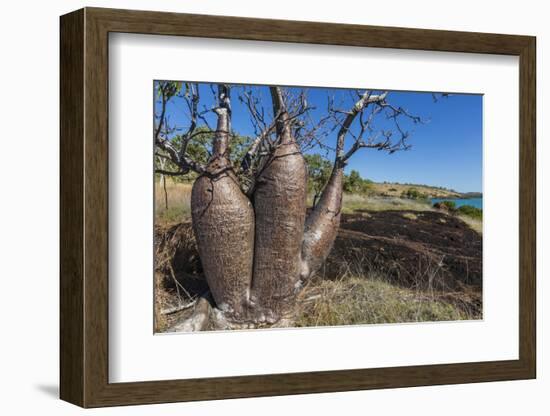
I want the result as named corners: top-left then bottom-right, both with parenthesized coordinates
top-left (154, 81), bottom-right (429, 330)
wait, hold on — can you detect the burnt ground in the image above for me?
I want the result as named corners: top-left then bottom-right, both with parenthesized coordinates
top-left (154, 209), bottom-right (482, 330)
top-left (326, 210), bottom-right (482, 290)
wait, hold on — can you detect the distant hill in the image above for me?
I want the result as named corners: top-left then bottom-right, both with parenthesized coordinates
top-left (369, 182), bottom-right (462, 199)
top-left (460, 192), bottom-right (483, 199)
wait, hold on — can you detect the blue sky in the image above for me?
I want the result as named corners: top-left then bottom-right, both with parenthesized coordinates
top-left (156, 82), bottom-right (482, 193)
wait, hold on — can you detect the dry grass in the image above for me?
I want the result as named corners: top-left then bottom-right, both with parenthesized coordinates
top-left (401, 212), bottom-right (418, 221)
top-left (457, 214), bottom-right (483, 234)
top-left (155, 180), bottom-right (193, 225)
top-left (154, 221), bottom-right (205, 332)
top-left (296, 275), bottom-right (473, 327)
top-left (370, 182), bottom-right (461, 198)
top-left (296, 242), bottom-right (481, 327)
top-left (341, 194), bottom-right (434, 213)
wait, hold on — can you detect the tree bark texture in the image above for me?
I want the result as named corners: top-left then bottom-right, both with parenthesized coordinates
top-left (301, 166), bottom-right (344, 280)
top-left (250, 88), bottom-right (307, 314)
top-left (191, 107), bottom-right (255, 318)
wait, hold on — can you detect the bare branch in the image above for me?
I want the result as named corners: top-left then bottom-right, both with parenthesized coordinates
top-left (155, 168), bottom-right (188, 176)
top-left (155, 135), bottom-right (180, 164)
top-left (239, 87), bottom-right (268, 136)
top-left (240, 87), bottom-right (317, 174)
top-left (153, 81), bottom-right (209, 176)
top-left (379, 101), bottom-right (422, 124)
top-left (240, 122), bottom-right (277, 172)
top-left (332, 90), bottom-right (388, 166)
top-left (161, 298), bottom-right (198, 315)
top-left (178, 83), bottom-right (200, 160)
top-left (155, 135), bottom-right (206, 174)
top-left (154, 83), bottom-right (168, 141)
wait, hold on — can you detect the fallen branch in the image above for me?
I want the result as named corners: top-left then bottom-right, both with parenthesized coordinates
top-left (161, 298), bottom-right (198, 315)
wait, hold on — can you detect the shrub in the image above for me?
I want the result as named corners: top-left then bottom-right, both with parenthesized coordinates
top-left (402, 187), bottom-right (428, 200)
top-left (457, 205), bottom-right (482, 220)
top-left (433, 200), bottom-right (456, 210)
top-left (343, 169), bottom-right (373, 195)
top-left (304, 154), bottom-right (332, 197)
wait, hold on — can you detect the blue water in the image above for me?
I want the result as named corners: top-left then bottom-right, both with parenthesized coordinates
top-left (431, 197), bottom-right (482, 209)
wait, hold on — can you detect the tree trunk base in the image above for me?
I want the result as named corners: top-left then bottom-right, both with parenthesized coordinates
top-left (166, 292), bottom-right (296, 332)
top-left (166, 296), bottom-right (212, 332)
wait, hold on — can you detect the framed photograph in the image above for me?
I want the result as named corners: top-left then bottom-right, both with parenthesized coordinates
top-left (60, 7), bottom-right (536, 408)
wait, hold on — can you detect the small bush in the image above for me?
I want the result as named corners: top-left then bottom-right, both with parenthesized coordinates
top-left (433, 200), bottom-right (456, 210)
top-left (402, 187), bottom-right (428, 200)
top-left (457, 205), bottom-right (482, 220)
top-left (343, 170), bottom-right (373, 195)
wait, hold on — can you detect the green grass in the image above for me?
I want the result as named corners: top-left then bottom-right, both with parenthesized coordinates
top-left (431, 201), bottom-right (482, 221)
top-left (456, 204), bottom-right (482, 220)
top-left (156, 205), bottom-right (191, 225)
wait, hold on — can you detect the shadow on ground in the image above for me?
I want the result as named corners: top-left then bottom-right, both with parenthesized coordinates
top-left (35, 384), bottom-right (58, 399)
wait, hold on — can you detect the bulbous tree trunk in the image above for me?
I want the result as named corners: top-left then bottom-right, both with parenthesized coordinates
top-left (301, 165), bottom-right (344, 280)
top-left (191, 102), bottom-right (255, 319)
top-left (158, 83), bottom-right (409, 331)
top-left (250, 88), bottom-right (307, 316)
top-left (300, 91), bottom-right (385, 281)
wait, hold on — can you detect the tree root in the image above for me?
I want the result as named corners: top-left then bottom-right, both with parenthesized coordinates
top-left (166, 295), bottom-right (211, 332)
top-left (166, 292), bottom-right (295, 332)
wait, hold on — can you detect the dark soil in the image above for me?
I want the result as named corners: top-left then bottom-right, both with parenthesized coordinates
top-left (323, 210), bottom-right (482, 291)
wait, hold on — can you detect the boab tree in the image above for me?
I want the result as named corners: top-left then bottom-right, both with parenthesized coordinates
top-left (154, 81), bottom-right (428, 330)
